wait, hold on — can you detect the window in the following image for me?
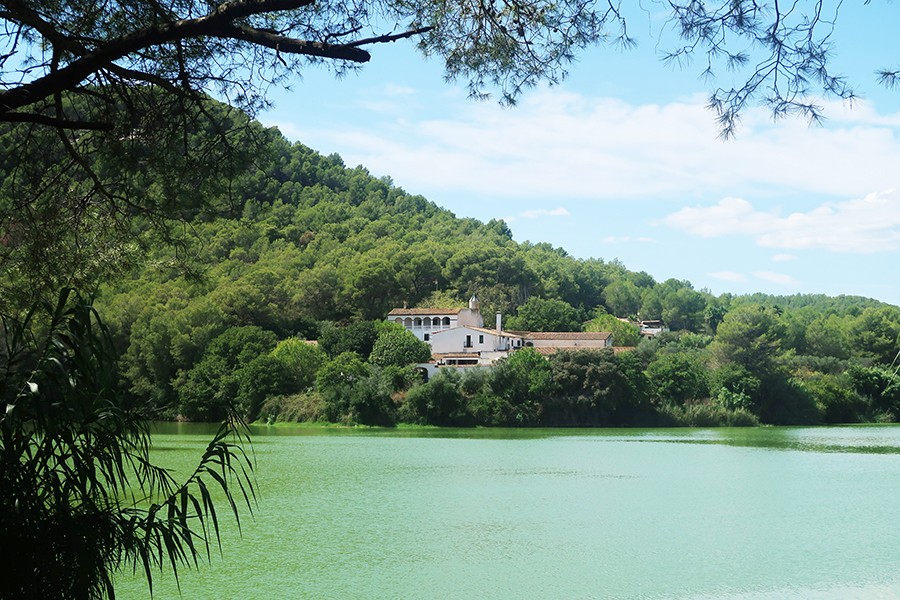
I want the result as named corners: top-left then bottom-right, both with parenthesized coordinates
top-left (464, 335), bottom-right (472, 348)
top-left (424, 333), bottom-right (430, 341)
top-left (478, 335), bottom-right (484, 344)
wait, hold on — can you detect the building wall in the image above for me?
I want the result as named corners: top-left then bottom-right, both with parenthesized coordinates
top-left (430, 327), bottom-right (518, 354)
top-left (457, 308), bottom-right (484, 328)
top-left (387, 307), bottom-right (483, 341)
top-left (390, 314), bottom-right (458, 341)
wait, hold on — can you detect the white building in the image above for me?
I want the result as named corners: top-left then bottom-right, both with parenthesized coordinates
top-left (430, 325), bottom-right (526, 366)
top-left (638, 320), bottom-right (669, 339)
top-left (523, 331), bottom-right (613, 352)
top-left (387, 295), bottom-right (484, 341)
top-left (386, 298), bottom-right (614, 367)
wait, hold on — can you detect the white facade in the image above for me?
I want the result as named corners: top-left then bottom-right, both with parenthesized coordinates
top-left (638, 320), bottom-right (669, 338)
top-left (385, 299), bottom-right (614, 367)
top-left (429, 326), bottom-right (524, 355)
top-left (524, 332), bottom-right (613, 349)
top-left (387, 295), bottom-right (484, 341)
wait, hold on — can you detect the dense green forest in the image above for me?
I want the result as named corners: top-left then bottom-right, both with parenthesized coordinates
top-left (16, 106), bottom-right (893, 427)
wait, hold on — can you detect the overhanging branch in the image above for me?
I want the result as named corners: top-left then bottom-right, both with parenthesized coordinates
top-left (0, 0), bottom-right (320, 115)
top-left (348, 27), bottom-right (435, 48)
top-left (223, 24), bottom-right (371, 62)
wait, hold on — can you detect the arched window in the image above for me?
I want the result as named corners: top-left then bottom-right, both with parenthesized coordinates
top-left (403, 318), bottom-right (413, 328)
top-left (414, 317), bottom-right (422, 327)
top-left (442, 317), bottom-right (451, 326)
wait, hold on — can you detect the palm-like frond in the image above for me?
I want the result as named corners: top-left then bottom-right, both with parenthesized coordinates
top-left (0, 289), bottom-right (255, 599)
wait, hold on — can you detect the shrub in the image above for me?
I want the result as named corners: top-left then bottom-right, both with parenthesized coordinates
top-left (402, 370), bottom-right (469, 426)
top-left (369, 325), bottom-right (432, 367)
top-left (271, 338), bottom-right (327, 390)
top-left (347, 373), bottom-right (397, 426)
top-left (318, 321), bottom-right (378, 359)
top-left (657, 403), bottom-right (761, 427)
top-left (381, 364), bottom-right (421, 392)
top-left (259, 391), bottom-right (326, 423)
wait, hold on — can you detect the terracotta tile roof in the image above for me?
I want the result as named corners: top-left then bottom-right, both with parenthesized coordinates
top-left (531, 347), bottom-right (561, 356)
top-left (524, 331), bottom-right (612, 340)
top-left (387, 307), bottom-right (463, 316)
top-left (529, 346), bottom-right (615, 356)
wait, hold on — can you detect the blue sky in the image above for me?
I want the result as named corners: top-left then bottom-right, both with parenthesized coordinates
top-left (258, 3), bottom-right (900, 305)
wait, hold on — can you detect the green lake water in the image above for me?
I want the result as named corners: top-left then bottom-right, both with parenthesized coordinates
top-left (114, 425), bottom-right (900, 600)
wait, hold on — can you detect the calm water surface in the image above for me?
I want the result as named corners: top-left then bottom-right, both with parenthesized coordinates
top-left (115, 425), bottom-right (900, 599)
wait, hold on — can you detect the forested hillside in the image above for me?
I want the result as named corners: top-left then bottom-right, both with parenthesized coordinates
top-left (35, 106), bottom-right (892, 426)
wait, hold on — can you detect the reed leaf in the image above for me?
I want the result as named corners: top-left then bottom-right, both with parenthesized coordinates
top-left (0, 289), bottom-right (256, 599)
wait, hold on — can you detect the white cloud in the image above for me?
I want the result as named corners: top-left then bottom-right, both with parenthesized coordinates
top-left (663, 189), bottom-right (900, 253)
top-left (503, 207), bottom-right (570, 222)
top-left (275, 88), bottom-right (900, 203)
top-left (600, 236), bottom-right (658, 244)
top-left (382, 84), bottom-right (417, 96)
top-left (709, 271), bottom-right (747, 283)
top-left (520, 207), bottom-right (570, 219)
top-left (771, 253), bottom-right (797, 262)
top-left (753, 271), bottom-right (798, 286)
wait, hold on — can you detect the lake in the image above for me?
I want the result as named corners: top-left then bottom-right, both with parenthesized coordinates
top-left (114, 425), bottom-right (900, 599)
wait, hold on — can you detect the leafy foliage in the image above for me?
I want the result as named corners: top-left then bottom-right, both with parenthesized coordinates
top-left (585, 312), bottom-right (641, 346)
top-left (0, 290), bottom-right (255, 599)
top-left (318, 321), bottom-right (379, 360)
top-left (176, 326), bottom-right (278, 420)
top-left (271, 337), bottom-right (327, 390)
top-left (646, 352), bottom-right (709, 406)
top-left (506, 297), bottom-right (582, 332)
top-left (369, 324), bottom-right (433, 367)
top-left (402, 369), bottom-right (469, 426)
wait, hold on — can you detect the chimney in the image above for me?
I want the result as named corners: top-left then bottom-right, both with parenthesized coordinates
top-left (496, 312), bottom-right (502, 332)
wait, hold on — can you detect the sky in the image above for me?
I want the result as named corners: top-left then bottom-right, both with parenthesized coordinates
top-left (257, 2), bottom-right (900, 306)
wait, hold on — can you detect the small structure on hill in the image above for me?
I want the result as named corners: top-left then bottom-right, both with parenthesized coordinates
top-left (386, 298), bottom-right (614, 368)
top-left (522, 331), bottom-right (613, 355)
top-left (638, 320), bottom-right (669, 339)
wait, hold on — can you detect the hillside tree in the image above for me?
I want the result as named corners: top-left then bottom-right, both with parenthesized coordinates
top-left (1, 1), bottom-right (890, 301)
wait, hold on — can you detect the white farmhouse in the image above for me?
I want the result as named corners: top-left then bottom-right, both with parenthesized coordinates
top-left (387, 295), bottom-right (484, 341)
top-left (430, 325), bottom-right (526, 366)
top-left (385, 297), bottom-right (614, 368)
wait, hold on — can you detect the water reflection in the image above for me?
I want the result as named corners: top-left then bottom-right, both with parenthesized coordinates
top-left (150, 421), bottom-right (900, 454)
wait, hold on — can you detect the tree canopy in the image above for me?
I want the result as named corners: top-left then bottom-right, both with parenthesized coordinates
top-left (3, 0), bottom-right (894, 308)
top-left (1, 0), bottom-right (888, 132)
top-left (0, 290), bottom-right (255, 599)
